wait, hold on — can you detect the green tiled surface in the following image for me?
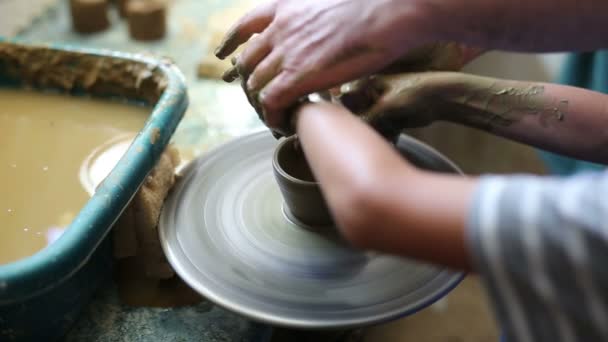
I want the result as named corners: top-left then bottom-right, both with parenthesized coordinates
top-left (16, 1), bottom-right (272, 341)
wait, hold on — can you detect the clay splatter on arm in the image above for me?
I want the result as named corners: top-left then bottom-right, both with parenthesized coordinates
top-left (437, 73), bottom-right (608, 163)
top-left (452, 80), bottom-right (568, 130)
top-left (337, 70), bottom-right (607, 163)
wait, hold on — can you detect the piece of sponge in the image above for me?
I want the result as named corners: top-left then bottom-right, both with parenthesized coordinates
top-left (112, 145), bottom-right (180, 279)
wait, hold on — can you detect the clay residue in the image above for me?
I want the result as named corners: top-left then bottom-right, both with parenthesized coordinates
top-left (150, 127), bottom-right (161, 144)
top-left (201, 29), bottom-right (243, 80)
top-left (0, 42), bottom-right (168, 104)
top-left (199, 2), bottom-right (253, 79)
top-left (112, 145), bottom-right (202, 307)
top-left (451, 79), bottom-right (568, 130)
top-left (112, 145), bottom-right (179, 277)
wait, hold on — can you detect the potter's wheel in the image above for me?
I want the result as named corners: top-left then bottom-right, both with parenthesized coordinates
top-left (160, 131), bottom-right (464, 329)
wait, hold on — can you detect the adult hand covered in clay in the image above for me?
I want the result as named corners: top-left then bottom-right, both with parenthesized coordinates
top-left (221, 36), bottom-right (483, 137)
top-left (216, 0), bottom-right (608, 136)
top-left (378, 42), bottom-right (483, 74)
top-left (215, 0), bottom-right (445, 135)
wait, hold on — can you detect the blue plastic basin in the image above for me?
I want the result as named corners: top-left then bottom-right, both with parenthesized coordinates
top-left (0, 39), bottom-right (188, 341)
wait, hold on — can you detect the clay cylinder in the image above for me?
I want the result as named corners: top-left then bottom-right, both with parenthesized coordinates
top-left (70, 0), bottom-right (110, 34)
top-left (127, 0), bottom-right (167, 41)
top-left (273, 136), bottom-right (334, 227)
top-left (272, 133), bottom-right (463, 229)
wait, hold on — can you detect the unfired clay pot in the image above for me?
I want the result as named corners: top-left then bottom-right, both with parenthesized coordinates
top-left (273, 134), bottom-right (462, 228)
top-left (273, 136), bottom-right (333, 227)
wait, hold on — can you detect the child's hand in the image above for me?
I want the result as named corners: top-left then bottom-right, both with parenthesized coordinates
top-left (332, 42), bottom-right (484, 139)
top-left (336, 72), bottom-right (466, 139)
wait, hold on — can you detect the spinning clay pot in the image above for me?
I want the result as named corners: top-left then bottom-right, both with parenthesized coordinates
top-left (272, 134), bottom-right (461, 229)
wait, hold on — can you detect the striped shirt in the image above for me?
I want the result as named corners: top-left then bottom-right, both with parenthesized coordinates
top-left (468, 171), bottom-right (608, 342)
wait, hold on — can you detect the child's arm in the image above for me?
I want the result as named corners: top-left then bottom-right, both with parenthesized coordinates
top-left (442, 73), bottom-right (608, 164)
top-left (295, 102), bottom-right (477, 270)
top-left (296, 102), bottom-right (608, 341)
top-left (344, 72), bottom-right (608, 164)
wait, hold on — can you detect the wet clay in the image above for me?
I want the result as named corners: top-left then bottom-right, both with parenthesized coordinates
top-left (450, 77), bottom-right (568, 130)
top-left (70, 0), bottom-right (110, 34)
top-left (337, 74), bottom-right (439, 140)
top-left (112, 146), bottom-right (203, 307)
top-left (0, 89), bottom-right (147, 264)
top-left (0, 42), bottom-right (168, 104)
top-left (198, 3), bottom-right (252, 79)
top-left (112, 146), bottom-right (179, 278)
top-left (127, 0), bottom-right (167, 41)
top-left (278, 144), bottom-right (316, 183)
top-left (273, 136), bottom-right (334, 227)
top-left (338, 72), bottom-right (569, 140)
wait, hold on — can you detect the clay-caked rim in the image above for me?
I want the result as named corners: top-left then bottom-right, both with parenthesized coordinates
top-left (272, 135), bottom-right (319, 187)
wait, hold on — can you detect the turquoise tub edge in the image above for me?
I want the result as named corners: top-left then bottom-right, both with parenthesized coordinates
top-left (0, 38), bottom-right (188, 341)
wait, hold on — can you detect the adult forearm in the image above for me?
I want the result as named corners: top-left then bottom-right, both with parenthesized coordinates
top-left (439, 75), bottom-right (608, 164)
top-left (426, 0), bottom-right (608, 52)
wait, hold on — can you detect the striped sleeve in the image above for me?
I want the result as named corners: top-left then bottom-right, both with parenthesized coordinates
top-left (467, 171), bottom-right (608, 342)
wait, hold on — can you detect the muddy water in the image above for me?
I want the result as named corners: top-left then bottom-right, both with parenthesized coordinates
top-left (0, 89), bottom-right (148, 264)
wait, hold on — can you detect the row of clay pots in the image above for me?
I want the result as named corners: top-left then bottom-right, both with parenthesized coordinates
top-left (70, 0), bottom-right (167, 41)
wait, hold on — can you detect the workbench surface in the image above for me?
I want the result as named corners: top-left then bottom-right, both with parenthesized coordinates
top-left (16, 1), bottom-right (273, 341)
